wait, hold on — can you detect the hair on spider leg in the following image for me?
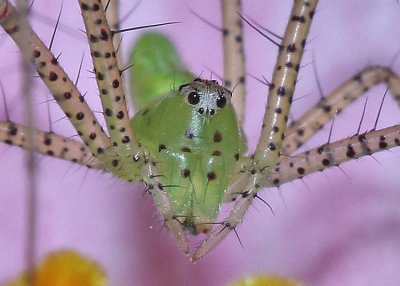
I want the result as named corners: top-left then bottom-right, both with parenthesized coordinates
top-left (356, 97), bottom-right (369, 135)
top-left (249, 17), bottom-right (283, 41)
top-left (325, 110), bottom-right (337, 145)
top-left (188, 6), bottom-right (226, 35)
top-left (74, 52), bottom-right (85, 86)
top-left (360, 88), bottom-right (393, 167)
top-left (119, 63), bottom-right (134, 75)
top-left (233, 227), bottom-right (244, 249)
top-left (253, 193), bottom-right (275, 215)
top-left (103, 0), bottom-right (112, 13)
top-left (27, 0), bottom-right (83, 40)
top-left (311, 53), bottom-right (325, 100)
top-left (114, 34), bottom-right (124, 55)
top-left (111, 21), bottom-right (179, 37)
top-left (158, 184), bottom-right (185, 191)
top-left (215, 221), bottom-right (244, 248)
top-left (238, 13), bottom-right (280, 48)
top-left (373, 87), bottom-right (389, 131)
top-left (157, 214), bottom-right (188, 236)
top-left (248, 74), bottom-right (271, 88)
top-left (230, 77), bottom-right (245, 97)
top-left (48, 3), bottom-right (63, 52)
top-left (149, 174), bottom-right (165, 179)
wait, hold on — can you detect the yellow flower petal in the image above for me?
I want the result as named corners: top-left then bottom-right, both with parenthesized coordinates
top-left (229, 274), bottom-right (305, 286)
top-left (5, 250), bottom-right (108, 286)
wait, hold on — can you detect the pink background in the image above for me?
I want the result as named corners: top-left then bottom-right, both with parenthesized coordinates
top-left (1, 1), bottom-right (400, 285)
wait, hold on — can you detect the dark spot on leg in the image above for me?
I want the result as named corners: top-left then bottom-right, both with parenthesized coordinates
top-left (76, 112), bottom-right (84, 120)
top-left (346, 145), bottom-right (356, 158)
top-left (49, 71), bottom-right (58, 81)
top-left (297, 167), bottom-right (305, 175)
top-left (322, 158), bottom-right (330, 166)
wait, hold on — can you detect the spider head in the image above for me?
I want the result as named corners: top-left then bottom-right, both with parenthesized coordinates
top-left (179, 78), bottom-right (232, 116)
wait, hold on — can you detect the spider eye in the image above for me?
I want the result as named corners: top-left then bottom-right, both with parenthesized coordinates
top-left (198, 108), bottom-right (204, 114)
top-left (211, 80), bottom-right (219, 85)
top-left (210, 109), bottom-right (215, 115)
top-left (187, 92), bottom-right (200, 105)
top-left (216, 95), bottom-right (227, 108)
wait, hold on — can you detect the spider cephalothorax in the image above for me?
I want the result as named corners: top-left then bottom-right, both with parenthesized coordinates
top-left (132, 78), bottom-right (245, 234)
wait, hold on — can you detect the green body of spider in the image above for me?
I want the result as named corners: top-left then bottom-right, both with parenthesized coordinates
top-left (130, 33), bottom-right (246, 233)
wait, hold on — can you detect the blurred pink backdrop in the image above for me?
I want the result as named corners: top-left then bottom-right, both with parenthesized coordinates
top-left (1, 1), bottom-right (400, 285)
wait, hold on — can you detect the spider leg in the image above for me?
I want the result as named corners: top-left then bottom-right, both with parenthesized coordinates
top-left (264, 66), bottom-right (400, 185)
top-left (0, 121), bottom-right (103, 169)
top-left (268, 124), bottom-right (400, 186)
top-left (192, 0), bottom-right (318, 261)
top-left (79, 1), bottom-right (189, 252)
top-left (0, 1), bottom-right (113, 161)
top-left (221, 0), bottom-right (246, 124)
top-left (0, 0), bottom-right (189, 254)
top-left (282, 66), bottom-right (400, 154)
top-left (78, 1), bottom-right (143, 172)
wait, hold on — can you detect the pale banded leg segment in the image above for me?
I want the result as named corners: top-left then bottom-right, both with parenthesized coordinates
top-left (192, 0), bottom-right (318, 261)
top-left (0, 1), bottom-right (113, 160)
top-left (0, 0), bottom-right (189, 254)
top-left (222, 0), bottom-right (246, 123)
top-left (79, 1), bottom-right (142, 167)
top-left (0, 121), bottom-right (103, 169)
top-left (99, 0), bottom-right (122, 66)
top-left (253, 0), bottom-right (316, 165)
top-left (195, 1), bottom-right (400, 260)
top-left (282, 66), bottom-right (400, 154)
top-left (78, 0), bottom-right (188, 252)
top-left (268, 124), bottom-right (400, 186)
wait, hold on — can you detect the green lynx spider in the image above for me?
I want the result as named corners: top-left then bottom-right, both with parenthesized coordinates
top-left (1, 0), bottom-right (400, 263)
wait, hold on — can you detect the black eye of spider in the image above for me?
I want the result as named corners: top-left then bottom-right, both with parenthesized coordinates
top-left (210, 109), bottom-right (215, 115)
top-left (211, 80), bottom-right (219, 85)
top-left (187, 92), bottom-right (200, 105)
top-left (216, 95), bottom-right (227, 108)
top-left (198, 108), bottom-right (204, 114)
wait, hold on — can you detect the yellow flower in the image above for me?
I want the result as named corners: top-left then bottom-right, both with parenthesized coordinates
top-left (5, 250), bottom-right (108, 286)
top-left (229, 274), bottom-right (305, 286)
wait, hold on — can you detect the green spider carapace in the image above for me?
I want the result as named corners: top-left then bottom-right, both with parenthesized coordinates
top-left (130, 32), bottom-right (247, 234)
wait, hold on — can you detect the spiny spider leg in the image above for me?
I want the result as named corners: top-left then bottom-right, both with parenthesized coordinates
top-left (282, 66), bottom-right (400, 154)
top-left (195, 0), bottom-right (400, 260)
top-left (221, 0), bottom-right (246, 124)
top-left (0, 0), bottom-right (113, 160)
top-left (192, 0), bottom-right (318, 261)
top-left (269, 124), bottom-right (400, 185)
top-left (78, 0), bottom-right (189, 253)
top-left (262, 66), bottom-right (400, 186)
top-left (0, 121), bottom-right (102, 169)
top-left (0, 0), bottom-right (189, 253)
top-left (79, 0), bottom-right (141, 168)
